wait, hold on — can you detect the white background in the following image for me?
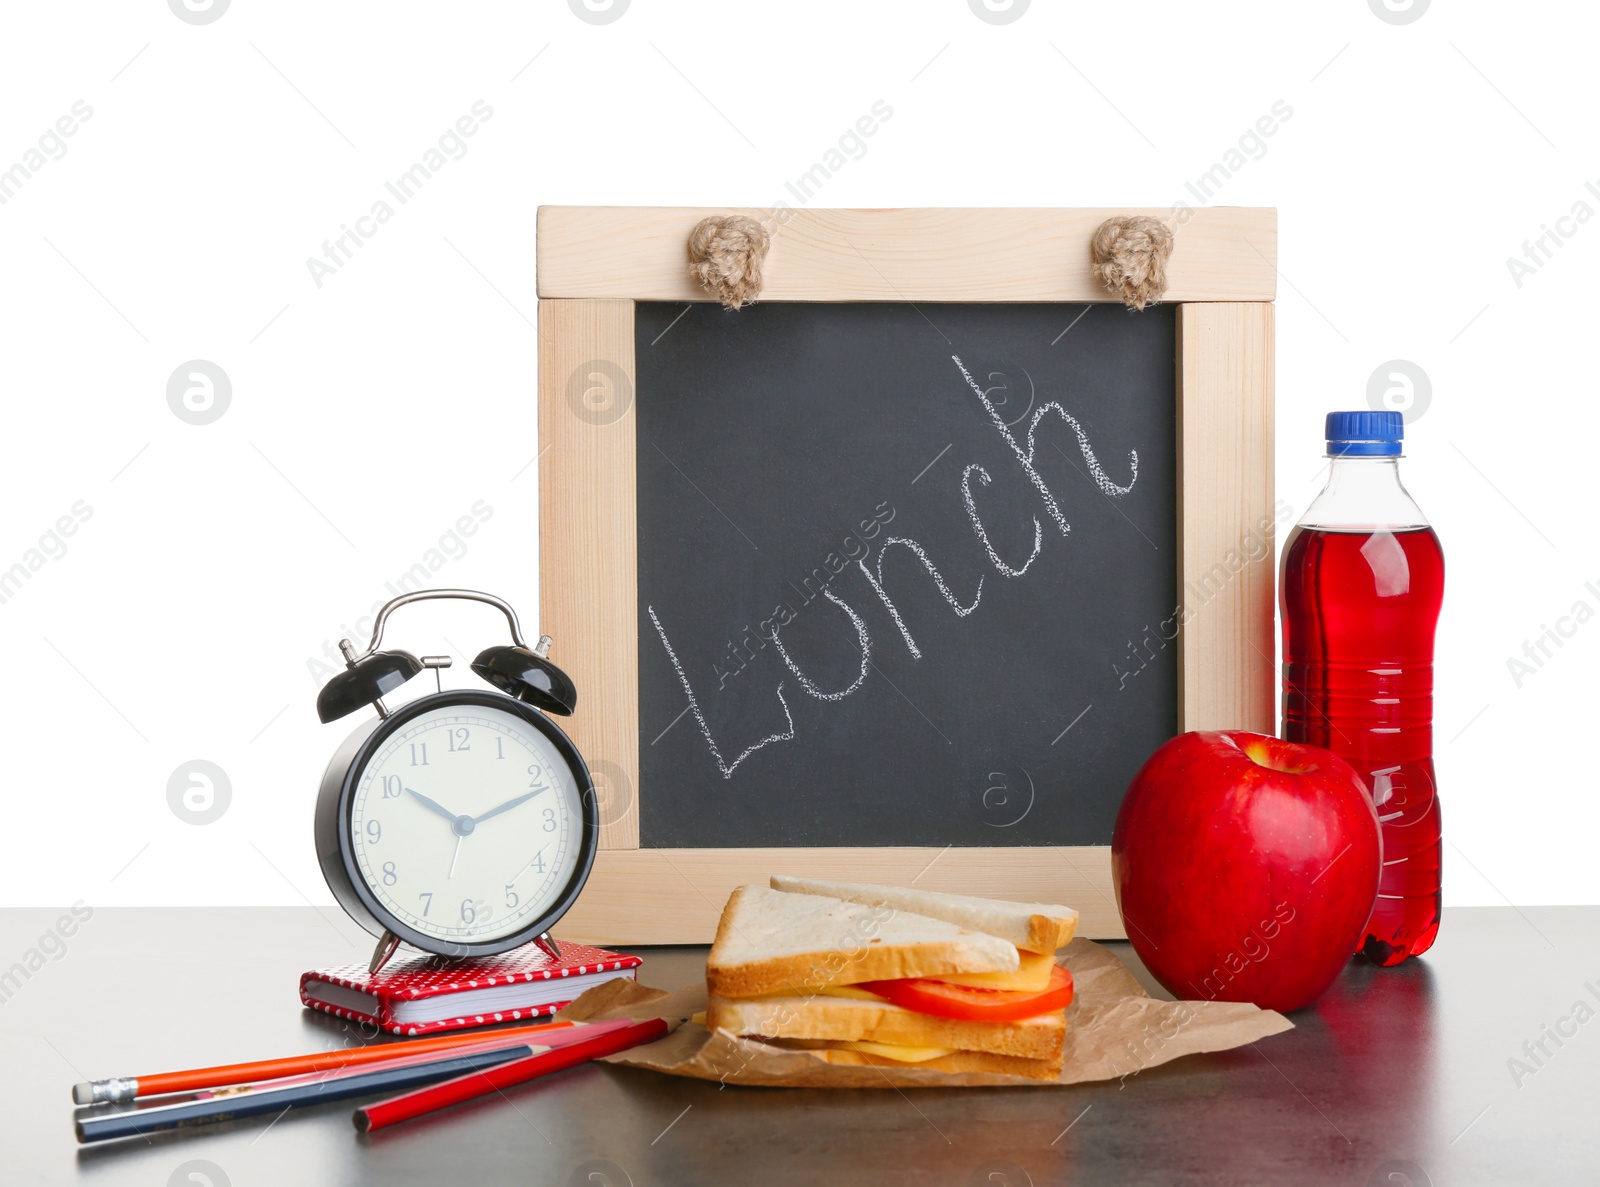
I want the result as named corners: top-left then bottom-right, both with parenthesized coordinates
top-left (1, 0), bottom-right (1593, 911)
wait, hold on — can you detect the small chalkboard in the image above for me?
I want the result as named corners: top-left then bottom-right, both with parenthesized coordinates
top-left (634, 301), bottom-right (1176, 848)
top-left (535, 206), bottom-right (1276, 943)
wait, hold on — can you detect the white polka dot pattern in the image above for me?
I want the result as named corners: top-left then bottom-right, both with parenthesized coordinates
top-left (298, 941), bottom-right (642, 1036)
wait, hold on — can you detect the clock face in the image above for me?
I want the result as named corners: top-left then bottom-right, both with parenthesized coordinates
top-left (347, 702), bottom-right (586, 945)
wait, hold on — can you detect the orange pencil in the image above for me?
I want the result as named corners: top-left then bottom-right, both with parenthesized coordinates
top-left (71, 1018), bottom-right (590, 1105)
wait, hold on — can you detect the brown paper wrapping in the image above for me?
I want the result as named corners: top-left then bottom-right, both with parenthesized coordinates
top-left (556, 938), bottom-right (1293, 1088)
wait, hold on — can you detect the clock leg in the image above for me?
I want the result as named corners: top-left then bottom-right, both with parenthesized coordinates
top-left (533, 931), bottom-right (562, 962)
top-left (368, 929), bottom-right (401, 974)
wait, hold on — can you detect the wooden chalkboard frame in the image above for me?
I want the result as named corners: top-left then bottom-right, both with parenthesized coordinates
top-left (536, 207), bottom-right (1276, 944)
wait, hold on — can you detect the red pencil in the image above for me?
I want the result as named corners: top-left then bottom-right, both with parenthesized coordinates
top-left (353, 1017), bottom-right (669, 1132)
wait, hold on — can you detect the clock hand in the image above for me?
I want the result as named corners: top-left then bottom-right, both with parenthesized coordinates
top-left (411, 791), bottom-right (477, 879)
top-left (406, 788), bottom-right (459, 825)
top-left (502, 845), bottom-right (549, 887)
top-left (471, 789), bottom-right (545, 826)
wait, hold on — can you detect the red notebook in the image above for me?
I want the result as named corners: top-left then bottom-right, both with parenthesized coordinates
top-left (300, 942), bottom-right (642, 1036)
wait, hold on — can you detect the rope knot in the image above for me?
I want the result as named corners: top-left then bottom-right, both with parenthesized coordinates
top-left (1091, 216), bottom-right (1174, 311)
top-left (687, 215), bottom-right (770, 310)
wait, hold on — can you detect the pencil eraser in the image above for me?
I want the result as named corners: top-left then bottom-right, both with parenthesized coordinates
top-left (72, 1083), bottom-right (93, 1105)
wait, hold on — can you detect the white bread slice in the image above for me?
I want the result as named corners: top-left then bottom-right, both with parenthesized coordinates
top-left (706, 992), bottom-right (1067, 1063)
top-left (793, 1044), bottom-right (1061, 1082)
top-left (770, 876), bottom-right (1079, 954)
top-left (707, 885), bottom-right (1018, 998)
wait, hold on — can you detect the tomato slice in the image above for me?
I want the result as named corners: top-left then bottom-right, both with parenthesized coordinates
top-left (857, 964), bottom-right (1074, 1022)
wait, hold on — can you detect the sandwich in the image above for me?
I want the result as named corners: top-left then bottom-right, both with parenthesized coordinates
top-left (705, 876), bottom-right (1079, 1080)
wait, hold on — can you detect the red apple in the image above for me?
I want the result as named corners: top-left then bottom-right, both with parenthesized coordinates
top-left (1111, 731), bottom-right (1381, 1013)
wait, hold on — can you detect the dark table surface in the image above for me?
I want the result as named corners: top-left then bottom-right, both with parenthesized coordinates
top-left (2, 905), bottom-right (1594, 1185)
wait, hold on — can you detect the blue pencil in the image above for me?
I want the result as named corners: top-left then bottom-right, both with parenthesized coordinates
top-left (74, 1042), bottom-right (535, 1144)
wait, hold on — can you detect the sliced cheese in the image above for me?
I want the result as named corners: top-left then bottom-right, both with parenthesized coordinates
top-left (927, 950), bottom-right (1057, 992)
top-left (746, 983), bottom-right (887, 1002)
top-left (839, 1040), bottom-right (957, 1063)
top-left (746, 954), bottom-right (1054, 999)
top-left (816, 984), bottom-right (887, 1002)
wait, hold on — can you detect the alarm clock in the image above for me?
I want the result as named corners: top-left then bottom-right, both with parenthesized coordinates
top-left (314, 589), bottom-right (597, 974)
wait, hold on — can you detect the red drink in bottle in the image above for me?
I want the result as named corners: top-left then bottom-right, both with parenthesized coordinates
top-left (1281, 412), bottom-right (1444, 965)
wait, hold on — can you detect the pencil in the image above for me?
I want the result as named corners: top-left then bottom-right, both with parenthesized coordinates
top-left (353, 1017), bottom-right (669, 1132)
top-left (76, 1040), bottom-right (539, 1144)
top-left (71, 1017), bottom-right (591, 1104)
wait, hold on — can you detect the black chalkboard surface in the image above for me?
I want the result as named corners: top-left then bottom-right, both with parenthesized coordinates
top-left (635, 301), bottom-right (1176, 848)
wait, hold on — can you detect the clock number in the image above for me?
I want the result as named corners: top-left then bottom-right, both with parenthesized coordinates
top-left (495, 737), bottom-right (505, 760)
top-left (418, 891), bottom-right (433, 917)
top-left (381, 861), bottom-right (398, 887)
top-left (529, 853), bottom-right (547, 875)
top-left (504, 885), bottom-right (519, 909)
top-left (381, 775), bottom-right (402, 799)
top-left (409, 742), bottom-right (429, 767)
top-left (542, 807), bottom-right (557, 833)
top-left (365, 819), bottom-right (382, 844)
top-left (446, 727), bottom-right (471, 752)
top-left (460, 899), bottom-right (477, 925)
top-left (527, 764), bottom-right (548, 790)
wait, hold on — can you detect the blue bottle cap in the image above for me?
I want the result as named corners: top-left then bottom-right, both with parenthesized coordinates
top-left (1326, 410), bottom-right (1403, 456)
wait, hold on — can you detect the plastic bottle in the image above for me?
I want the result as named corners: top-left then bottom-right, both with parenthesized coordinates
top-left (1280, 411), bottom-right (1444, 966)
